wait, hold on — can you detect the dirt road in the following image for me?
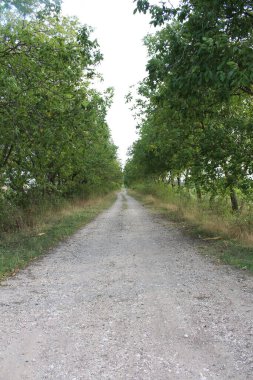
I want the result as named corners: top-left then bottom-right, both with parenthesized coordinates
top-left (0, 191), bottom-right (252, 379)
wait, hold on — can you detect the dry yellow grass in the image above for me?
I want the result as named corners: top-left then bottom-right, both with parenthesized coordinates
top-left (0, 193), bottom-right (116, 280)
top-left (133, 189), bottom-right (253, 245)
top-left (130, 185), bottom-right (253, 271)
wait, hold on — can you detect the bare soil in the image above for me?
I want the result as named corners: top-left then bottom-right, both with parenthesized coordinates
top-left (0, 191), bottom-right (252, 379)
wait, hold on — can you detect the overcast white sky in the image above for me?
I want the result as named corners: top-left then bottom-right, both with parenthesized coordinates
top-left (62, 0), bottom-right (154, 165)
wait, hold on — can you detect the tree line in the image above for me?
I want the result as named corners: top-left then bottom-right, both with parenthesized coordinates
top-left (0, 0), bottom-right (122, 210)
top-left (125, 0), bottom-right (253, 211)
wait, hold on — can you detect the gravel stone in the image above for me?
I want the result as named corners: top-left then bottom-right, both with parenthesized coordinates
top-left (0, 191), bottom-right (252, 379)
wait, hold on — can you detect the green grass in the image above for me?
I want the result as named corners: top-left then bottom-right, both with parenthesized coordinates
top-left (0, 193), bottom-right (116, 281)
top-left (130, 186), bottom-right (253, 273)
top-left (205, 240), bottom-right (253, 272)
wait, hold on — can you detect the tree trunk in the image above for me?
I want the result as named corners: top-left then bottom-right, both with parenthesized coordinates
top-left (195, 186), bottom-right (202, 200)
top-left (230, 187), bottom-right (239, 212)
top-left (224, 171), bottom-right (239, 212)
top-left (209, 193), bottom-right (215, 208)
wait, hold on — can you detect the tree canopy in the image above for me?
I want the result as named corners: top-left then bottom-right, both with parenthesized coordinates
top-left (0, 1), bottom-right (122, 205)
top-left (126, 0), bottom-right (253, 211)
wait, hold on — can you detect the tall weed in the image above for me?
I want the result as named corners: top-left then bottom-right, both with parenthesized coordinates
top-left (132, 181), bottom-right (253, 244)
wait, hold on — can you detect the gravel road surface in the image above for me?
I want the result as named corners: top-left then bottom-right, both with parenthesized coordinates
top-left (0, 191), bottom-right (252, 379)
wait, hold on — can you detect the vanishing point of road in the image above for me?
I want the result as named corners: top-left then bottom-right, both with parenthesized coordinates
top-left (0, 191), bottom-right (252, 379)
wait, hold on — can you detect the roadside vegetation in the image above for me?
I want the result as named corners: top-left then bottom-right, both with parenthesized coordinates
top-left (129, 182), bottom-right (253, 272)
top-left (0, 193), bottom-right (116, 281)
top-left (0, 0), bottom-right (122, 278)
top-left (125, 0), bottom-right (253, 271)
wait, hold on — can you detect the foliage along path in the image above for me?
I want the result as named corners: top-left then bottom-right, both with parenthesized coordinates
top-left (126, 0), bottom-right (253, 212)
top-left (0, 191), bottom-right (252, 379)
top-left (0, 0), bottom-right (121, 225)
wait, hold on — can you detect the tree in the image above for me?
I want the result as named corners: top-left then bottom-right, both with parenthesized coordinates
top-left (0, 6), bottom-right (122, 204)
top-left (126, 1), bottom-right (253, 211)
top-left (0, 0), bottom-right (62, 18)
top-left (134, 0), bottom-right (253, 99)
